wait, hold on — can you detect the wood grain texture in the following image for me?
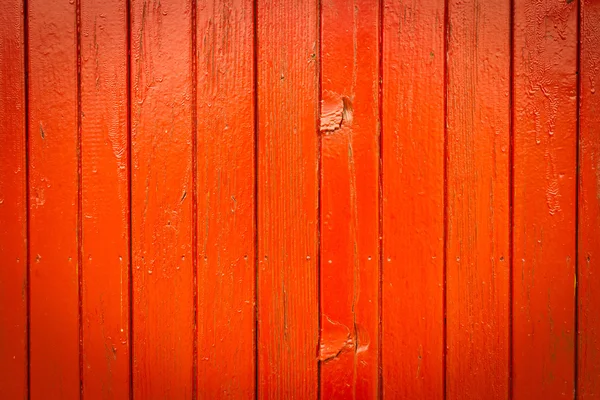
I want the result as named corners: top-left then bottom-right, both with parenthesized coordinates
top-left (256, 0), bottom-right (319, 398)
top-left (382, 1), bottom-right (445, 398)
top-left (80, 0), bottom-right (130, 398)
top-left (130, 0), bottom-right (194, 397)
top-left (513, 0), bottom-right (577, 398)
top-left (28, 0), bottom-right (80, 397)
top-left (446, 0), bottom-right (510, 398)
top-left (0, 0), bottom-right (28, 397)
top-left (579, 0), bottom-right (600, 397)
top-left (196, 0), bottom-right (255, 397)
top-left (319, 0), bottom-right (380, 398)
top-left (319, 0), bottom-right (379, 398)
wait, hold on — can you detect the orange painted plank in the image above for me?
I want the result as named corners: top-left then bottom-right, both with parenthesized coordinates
top-left (445, 0), bottom-right (510, 398)
top-left (130, 0), bottom-right (194, 397)
top-left (579, 0), bottom-right (600, 397)
top-left (0, 0), bottom-right (28, 397)
top-left (196, 0), bottom-right (255, 397)
top-left (80, 0), bottom-right (130, 397)
top-left (513, 0), bottom-right (577, 398)
top-left (319, 0), bottom-right (379, 397)
top-left (28, 0), bottom-right (80, 397)
top-left (256, 0), bottom-right (319, 397)
top-left (382, 1), bottom-right (445, 398)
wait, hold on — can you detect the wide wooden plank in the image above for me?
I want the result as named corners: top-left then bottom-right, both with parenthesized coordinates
top-left (579, 0), bottom-right (600, 397)
top-left (446, 0), bottom-right (511, 398)
top-left (80, 0), bottom-right (130, 397)
top-left (256, 0), bottom-right (319, 397)
top-left (196, 0), bottom-right (255, 397)
top-left (0, 0), bottom-right (28, 397)
top-left (319, 0), bottom-right (379, 397)
top-left (382, 1), bottom-right (445, 398)
top-left (28, 0), bottom-right (80, 398)
top-left (130, 0), bottom-right (194, 397)
top-left (513, 0), bottom-right (577, 398)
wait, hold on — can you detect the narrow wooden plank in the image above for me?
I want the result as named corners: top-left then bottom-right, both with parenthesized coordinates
top-left (382, 1), bottom-right (445, 398)
top-left (130, 0), bottom-right (194, 397)
top-left (80, 0), bottom-right (130, 397)
top-left (0, 0), bottom-right (28, 397)
top-left (579, 0), bottom-right (600, 397)
top-left (256, 0), bottom-right (319, 397)
top-left (446, 0), bottom-right (511, 398)
top-left (319, 0), bottom-right (379, 397)
top-left (513, 0), bottom-right (577, 398)
top-left (196, 0), bottom-right (255, 397)
top-left (28, 0), bottom-right (80, 398)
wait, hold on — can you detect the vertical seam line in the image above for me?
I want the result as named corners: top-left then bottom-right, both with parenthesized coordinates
top-left (253, 0), bottom-right (259, 398)
top-left (574, 0), bottom-right (582, 398)
top-left (126, 0), bottom-right (133, 397)
top-left (191, 0), bottom-right (198, 397)
top-left (508, 0), bottom-right (515, 397)
top-left (378, 0), bottom-right (384, 397)
top-left (24, 0), bottom-right (31, 397)
top-left (76, 0), bottom-right (84, 397)
top-left (443, 0), bottom-right (449, 398)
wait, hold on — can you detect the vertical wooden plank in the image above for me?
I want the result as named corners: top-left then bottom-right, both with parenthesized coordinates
top-left (319, 0), bottom-right (379, 398)
top-left (579, 0), bottom-right (600, 397)
top-left (513, 0), bottom-right (577, 398)
top-left (446, 0), bottom-right (511, 398)
top-left (256, 0), bottom-right (319, 397)
top-left (0, 0), bottom-right (28, 397)
top-left (382, 1), bottom-right (445, 398)
top-left (80, 0), bottom-right (130, 398)
top-left (196, 0), bottom-right (255, 397)
top-left (130, 0), bottom-right (194, 397)
top-left (28, 0), bottom-right (80, 397)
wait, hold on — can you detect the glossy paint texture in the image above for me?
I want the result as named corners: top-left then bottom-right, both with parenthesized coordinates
top-left (80, 0), bottom-right (130, 398)
top-left (446, 0), bottom-right (510, 398)
top-left (3, 1), bottom-right (600, 398)
top-left (319, 0), bottom-right (379, 397)
top-left (513, 0), bottom-right (578, 398)
top-left (130, 0), bottom-right (194, 397)
top-left (256, 0), bottom-right (319, 397)
top-left (28, 0), bottom-right (80, 397)
top-left (382, 1), bottom-right (445, 398)
top-left (196, 0), bottom-right (255, 397)
top-left (0, 0), bottom-right (27, 397)
top-left (579, 0), bottom-right (600, 398)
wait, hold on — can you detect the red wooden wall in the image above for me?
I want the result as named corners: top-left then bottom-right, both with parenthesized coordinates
top-left (0, 0), bottom-right (599, 398)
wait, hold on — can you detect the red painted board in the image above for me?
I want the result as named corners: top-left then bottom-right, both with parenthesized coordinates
top-left (130, 0), bottom-right (194, 397)
top-left (196, 0), bottom-right (255, 397)
top-left (80, 0), bottom-right (130, 398)
top-left (579, 0), bottom-right (600, 397)
top-left (382, 1), bottom-right (445, 398)
top-left (446, 0), bottom-right (511, 398)
top-left (0, 0), bottom-right (28, 397)
top-left (513, 0), bottom-right (577, 398)
top-left (28, 0), bottom-right (80, 398)
top-left (319, 0), bottom-right (380, 398)
top-left (256, 0), bottom-right (319, 397)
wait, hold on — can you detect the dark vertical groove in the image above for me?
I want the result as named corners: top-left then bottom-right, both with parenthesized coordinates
top-left (316, 0), bottom-right (322, 397)
top-left (126, 0), bottom-right (133, 397)
top-left (574, 0), bottom-right (581, 397)
top-left (191, 0), bottom-right (198, 397)
top-left (508, 0), bottom-right (515, 397)
top-left (442, 0), bottom-right (449, 398)
top-left (24, 0), bottom-right (31, 397)
top-left (76, 0), bottom-right (84, 397)
top-left (253, 0), bottom-right (259, 398)
top-left (377, 0), bottom-right (384, 398)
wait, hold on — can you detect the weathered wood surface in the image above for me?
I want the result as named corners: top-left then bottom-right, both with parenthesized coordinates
top-left (0, 1), bottom-right (598, 398)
